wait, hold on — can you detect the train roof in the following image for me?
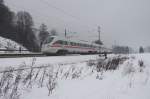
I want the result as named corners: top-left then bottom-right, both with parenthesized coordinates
top-left (50, 36), bottom-right (100, 46)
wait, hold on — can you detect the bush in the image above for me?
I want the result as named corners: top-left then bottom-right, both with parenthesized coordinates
top-left (96, 56), bottom-right (128, 72)
top-left (138, 60), bottom-right (145, 72)
top-left (122, 62), bottom-right (135, 75)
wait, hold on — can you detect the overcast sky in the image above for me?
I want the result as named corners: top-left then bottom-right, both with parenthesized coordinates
top-left (5, 0), bottom-right (150, 49)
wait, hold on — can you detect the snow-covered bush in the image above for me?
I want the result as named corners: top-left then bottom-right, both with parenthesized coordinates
top-left (138, 60), bottom-right (145, 72)
top-left (87, 60), bottom-right (96, 67)
top-left (122, 59), bottom-right (146, 76)
top-left (96, 56), bottom-right (128, 72)
top-left (122, 62), bottom-right (135, 76)
top-left (0, 57), bottom-right (96, 99)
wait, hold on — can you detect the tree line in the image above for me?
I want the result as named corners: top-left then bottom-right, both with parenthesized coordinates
top-left (112, 46), bottom-right (131, 54)
top-left (0, 0), bottom-right (57, 52)
top-left (112, 45), bottom-right (150, 54)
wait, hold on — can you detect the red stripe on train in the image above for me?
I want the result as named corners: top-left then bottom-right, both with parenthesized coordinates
top-left (51, 44), bottom-right (96, 51)
top-left (50, 44), bottom-right (62, 47)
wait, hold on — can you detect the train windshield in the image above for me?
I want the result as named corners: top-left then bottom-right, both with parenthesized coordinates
top-left (43, 37), bottom-right (54, 44)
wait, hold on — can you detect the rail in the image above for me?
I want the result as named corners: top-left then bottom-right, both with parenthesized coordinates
top-left (0, 48), bottom-right (112, 58)
top-left (0, 48), bottom-right (29, 51)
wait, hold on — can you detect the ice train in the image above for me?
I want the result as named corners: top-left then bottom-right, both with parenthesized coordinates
top-left (41, 36), bottom-right (111, 55)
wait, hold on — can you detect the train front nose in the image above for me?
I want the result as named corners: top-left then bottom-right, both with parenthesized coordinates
top-left (41, 36), bottom-right (55, 53)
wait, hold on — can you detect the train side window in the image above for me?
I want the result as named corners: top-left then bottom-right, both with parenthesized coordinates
top-left (54, 40), bottom-right (63, 44)
top-left (61, 41), bottom-right (66, 45)
top-left (76, 43), bottom-right (78, 46)
top-left (79, 43), bottom-right (81, 46)
top-left (70, 42), bottom-right (72, 45)
top-left (73, 42), bottom-right (76, 46)
top-left (74, 42), bottom-right (76, 46)
top-left (60, 41), bottom-right (63, 44)
top-left (79, 43), bottom-right (82, 47)
top-left (63, 41), bottom-right (68, 45)
top-left (44, 37), bottom-right (54, 44)
top-left (62, 41), bottom-right (65, 45)
top-left (72, 42), bottom-right (75, 46)
top-left (70, 42), bottom-right (73, 46)
top-left (66, 41), bottom-right (68, 45)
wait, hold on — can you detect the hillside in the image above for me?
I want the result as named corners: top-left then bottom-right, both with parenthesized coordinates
top-left (0, 36), bottom-right (27, 53)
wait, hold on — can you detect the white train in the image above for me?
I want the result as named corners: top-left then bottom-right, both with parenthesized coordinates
top-left (41, 36), bottom-right (109, 55)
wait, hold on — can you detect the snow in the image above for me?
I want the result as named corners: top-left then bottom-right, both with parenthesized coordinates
top-left (0, 53), bottom-right (150, 99)
top-left (0, 55), bottom-right (99, 71)
top-left (0, 36), bottom-right (28, 53)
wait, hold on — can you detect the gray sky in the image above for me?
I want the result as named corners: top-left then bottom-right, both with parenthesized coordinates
top-left (5, 0), bottom-right (150, 49)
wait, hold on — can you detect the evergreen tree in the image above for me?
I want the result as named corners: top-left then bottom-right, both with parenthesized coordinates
top-left (50, 29), bottom-right (57, 36)
top-left (112, 45), bottom-right (130, 54)
top-left (39, 23), bottom-right (49, 48)
top-left (94, 40), bottom-right (103, 45)
top-left (139, 46), bottom-right (144, 53)
top-left (0, 0), bottom-right (14, 38)
top-left (0, 0), bottom-right (3, 4)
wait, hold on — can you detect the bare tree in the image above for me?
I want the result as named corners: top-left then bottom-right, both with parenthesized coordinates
top-left (15, 11), bottom-right (39, 51)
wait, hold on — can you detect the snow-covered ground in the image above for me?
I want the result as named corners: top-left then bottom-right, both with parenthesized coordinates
top-left (0, 36), bottom-right (28, 54)
top-left (0, 55), bottom-right (99, 71)
top-left (0, 54), bottom-right (150, 99)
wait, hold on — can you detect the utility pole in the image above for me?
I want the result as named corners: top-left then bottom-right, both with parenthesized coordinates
top-left (65, 29), bottom-right (67, 37)
top-left (98, 26), bottom-right (101, 42)
top-left (98, 26), bottom-right (101, 54)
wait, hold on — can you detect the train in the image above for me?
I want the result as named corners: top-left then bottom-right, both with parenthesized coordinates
top-left (41, 36), bottom-right (111, 55)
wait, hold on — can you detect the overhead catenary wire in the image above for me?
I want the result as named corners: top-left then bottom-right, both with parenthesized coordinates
top-left (6, 1), bottom-right (67, 26)
top-left (6, 0), bottom-right (99, 37)
top-left (36, 0), bottom-right (97, 30)
top-left (40, 0), bottom-right (82, 21)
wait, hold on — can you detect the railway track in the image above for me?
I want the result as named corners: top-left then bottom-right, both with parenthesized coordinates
top-left (0, 53), bottom-right (45, 58)
top-left (0, 52), bottom-right (112, 58)
top-left (0, 53), bottom-right (84, 58)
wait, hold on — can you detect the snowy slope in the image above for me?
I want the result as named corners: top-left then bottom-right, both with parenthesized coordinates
top-left (0, 36), bottom-right (27, 53)
top-left (0, 54), bottom-right (150, 99)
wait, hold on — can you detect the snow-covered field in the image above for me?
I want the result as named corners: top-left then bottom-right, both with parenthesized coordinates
top-left (0, 55), bottom-right (99, 71)
top-left (0, 54), bottom-right (150, 99)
